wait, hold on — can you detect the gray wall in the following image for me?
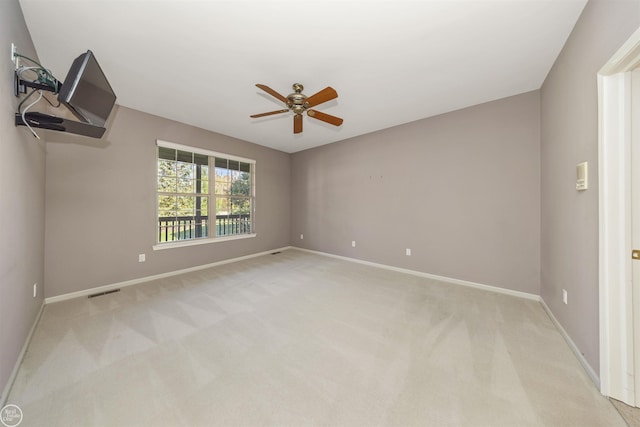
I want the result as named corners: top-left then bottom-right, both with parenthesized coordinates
top-left (44, 106), bottom-right (290, 297)
top-left (291, 91), bottom-right (541, 295)
top-left (0, 0), bottom-right (46, 404)
top-left (540, 0), bottom-right (640, 377)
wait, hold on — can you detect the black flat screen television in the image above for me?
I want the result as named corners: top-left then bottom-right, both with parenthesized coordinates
top-left (57, 50), bottom-right (116, 127)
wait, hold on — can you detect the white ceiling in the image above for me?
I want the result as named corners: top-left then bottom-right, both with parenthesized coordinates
top-left (19, 0), bottom-right (586, 153)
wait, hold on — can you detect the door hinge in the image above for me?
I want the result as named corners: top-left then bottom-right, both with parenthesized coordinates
top-left (633, 250), bottom-right (640, 260)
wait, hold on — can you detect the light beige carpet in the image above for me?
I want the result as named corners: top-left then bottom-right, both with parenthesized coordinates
top-left (611, 398), bottom-right (640, 427)
top-left (7, 249), bottom-right (625, 426)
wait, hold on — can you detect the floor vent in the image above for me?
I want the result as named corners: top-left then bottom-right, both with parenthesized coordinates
top-left (271, 251), bottom-right (281, 255)
top-left (88, 289), bottom-right (121, 298)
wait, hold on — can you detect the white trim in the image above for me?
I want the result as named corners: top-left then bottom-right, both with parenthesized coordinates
top-left (152, 233), bottom-right (256, 251)
top-left (156, 139), bottom-right (256, 164)
top-left (45, 246), bottom-right (292, 304)
top-left (541, 298), bottom-right (600, 388)
top-left (598, 72), bottom-right (634, 402)
top-left (600, 26), bottom-right (640, 76)
top-left (1, 302), bottom-right (44, 408)
top-left (598, 25), bottom-right (640, 405)
top-left (292, 247), bottom-right (541, 302)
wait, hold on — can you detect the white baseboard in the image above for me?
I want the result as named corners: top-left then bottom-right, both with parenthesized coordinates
top-left (45, 246), bottom-right (292, 304)
top-left (291, 247), bottom-right (541, 301)
top-left (540, 298), bottom-right (600, 388)
top-left (1, 301), bottom-right (45, 408)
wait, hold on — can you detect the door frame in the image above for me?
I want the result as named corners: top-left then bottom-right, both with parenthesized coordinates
top-left (599, 26), bottom-right (640, 405)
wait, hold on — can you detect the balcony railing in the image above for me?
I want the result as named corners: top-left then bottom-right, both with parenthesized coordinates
top-left (158, 214), bottom-right (251, 242)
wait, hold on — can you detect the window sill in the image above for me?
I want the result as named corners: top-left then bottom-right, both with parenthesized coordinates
top-left (152, 233), bottom-right (256, 251)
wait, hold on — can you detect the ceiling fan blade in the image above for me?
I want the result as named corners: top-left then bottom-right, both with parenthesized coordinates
top-left (293, 114), bottom-right (303, 134)
top-left (307, 109), bottom-right (343, 127)
top-left (256, 84), bottom-right (288, 104)
top-left (250, 109), bottom-right (289, 118)
top-left (305, 87), bottom-right (338, 108)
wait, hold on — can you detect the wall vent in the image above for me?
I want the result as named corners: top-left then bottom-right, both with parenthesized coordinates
top-left (88, 289), bottom-right (120, 298)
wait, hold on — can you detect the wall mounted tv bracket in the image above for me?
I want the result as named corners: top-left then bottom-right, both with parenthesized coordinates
top-left (14, 71), bottom-right (106, 138)
top-left (13, 70), bottom-right (57, 97)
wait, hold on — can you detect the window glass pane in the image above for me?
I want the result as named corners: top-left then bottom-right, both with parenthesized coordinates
top-left (176, 162), bottom-right (194, 193)
top-left (158, 147), bottom-right (176, 161)
top-left (177, 162), bottom-right (194, 180)
top-left (230, 172), bottom-right (251, 196)
top-left (198, 179), bottom-right (209, 194)
top-left (214, 158), bottom-right (228, 169)
top-left (216, 167), bottom-right (229, 182)
top-left (158, 159), bottom-right (176, 177)
top-left (158, 221), bottom-right (173, 242)
top-left (216, 197), bottom-right (251, 236)
top-left (200, 165), bottom-right (209, 181)
top-left (231, 197), bottom-right (250, 215)
top-left (158, 176), bottom-right (176, 192)
top-left (158, 212), bottom-right (176, 222)
top-left (194, 153), bottom-right (208, 166)
top-left (216, 197), bottom-right (229, 215)
top-left (158, 195), bottom-right (177, 213)
top-left (177, 178), bottom-right (195, 194)
top-left (199, 197), bottom-right (209, 217)
top-left (194, 219), bottom-right (208, 239)
top-left (177, 150), bottom-right (193, 163)
top-left (177, 196), bottom-right (195, 216)
top-left (215, 181), bottom-right (229, 195)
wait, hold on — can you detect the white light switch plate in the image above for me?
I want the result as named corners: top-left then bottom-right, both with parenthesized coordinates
top-left (576, 162), bottom-right (588, 190)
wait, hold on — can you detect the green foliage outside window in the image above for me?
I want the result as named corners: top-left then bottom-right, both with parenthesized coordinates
top-left (157, 146), bottom-right (253, 242)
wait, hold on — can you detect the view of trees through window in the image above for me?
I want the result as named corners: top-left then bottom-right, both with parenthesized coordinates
top-left (157, 146), bottom-right (253, 243)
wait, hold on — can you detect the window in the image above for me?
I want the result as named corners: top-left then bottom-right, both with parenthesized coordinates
top-left (156, 140), bottom-right (255, 246)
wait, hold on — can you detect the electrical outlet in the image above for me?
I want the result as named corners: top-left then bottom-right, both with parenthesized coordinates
top-left (406, 248), bottom-right (411, 256)
top-left (138, 254), bottom-right (146, 263)
top-left (562, 289), bottom-right (568, 305)
top-left (300, 234), bottom-right (303, 240)
top-left (33, 283), bottom-right (37, 298)
top-left (352, 240), bottom-right (356, 247)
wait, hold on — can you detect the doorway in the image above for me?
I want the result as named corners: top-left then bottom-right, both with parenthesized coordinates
top-left (599, 26), bottom-right (640, 407)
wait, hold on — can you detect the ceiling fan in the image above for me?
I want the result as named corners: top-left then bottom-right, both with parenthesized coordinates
top-left (250, 83), bottom-right (343, 134)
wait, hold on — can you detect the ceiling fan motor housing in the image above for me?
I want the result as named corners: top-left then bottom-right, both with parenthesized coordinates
top-left (287, 83), bottom-right (308, 114)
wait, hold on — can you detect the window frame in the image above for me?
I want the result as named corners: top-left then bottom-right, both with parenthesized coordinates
top-left (153, 139), bottom-right (256, 251)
